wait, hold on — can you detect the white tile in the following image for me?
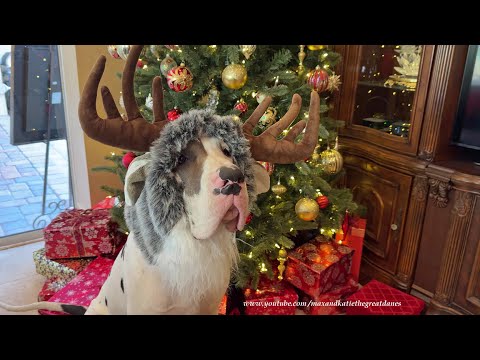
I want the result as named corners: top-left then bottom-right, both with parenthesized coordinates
top-left (0, 242), bottom-right (46, 315)
top-left (0, 241), bottom-right (44, 284)
top-left (0, 274), bottom-right (44, 315)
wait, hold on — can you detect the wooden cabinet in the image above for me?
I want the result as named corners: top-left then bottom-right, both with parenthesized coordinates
top-left (333, 45), bottom-right (434, 156)
top-left (335, 44), bottom-right (480, 314)
top-left (334, 44), bottom-right (435, 288)
top-left (343, 154), bottom-right (411, 276)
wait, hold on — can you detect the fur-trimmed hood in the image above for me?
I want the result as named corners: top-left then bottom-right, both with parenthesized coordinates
top-left (124, 109), bottom-right (258, 264)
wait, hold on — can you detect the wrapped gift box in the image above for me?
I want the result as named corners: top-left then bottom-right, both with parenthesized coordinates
top-left (285, 237), bottom-right (354, 298)
top-left (44, 208), bottom-right (125, 260)
top-left (337, 216), bottom-right (366, 282)
top-left (243, 277), bottom-right (298, 315)
top-left (39, 256), bottom-right (114, 315)
top-left (218, 294), bottom-right (227, 315)
top-left (345, 280), bottom-right (425, 315)
top-left (33, 248), bottom-right (93, 282)
top-left (37, 278), bottom-right (68, 302)
top-left (301, 275), bottom-right (360, 315)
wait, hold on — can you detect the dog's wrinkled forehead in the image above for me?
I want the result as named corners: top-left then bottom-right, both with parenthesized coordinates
top-left (150, 109), bottom-right (251, 174)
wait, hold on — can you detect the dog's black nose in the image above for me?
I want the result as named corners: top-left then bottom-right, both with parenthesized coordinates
top-left (218, 183), bottom-right (241, 196)
top-left (218, 166), bottom-right (245, 183)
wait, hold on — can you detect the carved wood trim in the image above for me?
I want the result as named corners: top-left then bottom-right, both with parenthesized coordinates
top-left (418, 46), bottom-right (456, 161)
top-left (428, 178), bottom-right (452, 208)
top-left (431, 191), bottom-right (475, 307)
top-left (395, 176), bottom-right (429, 289)
top-left (466, 228), bottom-right (480, 308)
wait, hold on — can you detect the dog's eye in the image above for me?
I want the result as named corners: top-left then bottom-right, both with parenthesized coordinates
top-left (178, 154), bottom-right (187, 165)
top-left (222, 148), bottom-right (231, 158)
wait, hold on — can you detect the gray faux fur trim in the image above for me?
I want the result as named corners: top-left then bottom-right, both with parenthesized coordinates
top-left (125, 109), bottom-right (256, 263)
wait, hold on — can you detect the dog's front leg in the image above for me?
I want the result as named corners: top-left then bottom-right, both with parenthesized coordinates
top-left (84, 294), bottom-right (110, 315)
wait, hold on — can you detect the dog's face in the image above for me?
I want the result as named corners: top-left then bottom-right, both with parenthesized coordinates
top-left (124, 110), bottom-right (270, 260)
top-left (174, 136), bottom-right (249, 240)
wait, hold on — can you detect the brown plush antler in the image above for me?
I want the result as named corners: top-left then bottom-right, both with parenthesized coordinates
top-left (79, 45), bottom-right (320, 162)
top-left (243, 92), bottom-right (320, 164)
top-left (78, 45), bottom-right (166, 152)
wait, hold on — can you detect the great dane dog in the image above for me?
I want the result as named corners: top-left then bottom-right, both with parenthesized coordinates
top-left (0, 45), bottom-right (320, 315)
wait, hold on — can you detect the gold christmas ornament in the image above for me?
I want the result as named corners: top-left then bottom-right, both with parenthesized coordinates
top-left (259, 107), bottom-right (277, 128)
top-left (310, 144), bottom-right (321, 161)
top-left (320, 137), bottom-right (344, 174)
top-left (277, 246), bottom-right (288, 281)
top-left (307, 45), bottom-right (326, 51)
top-left (295, 198), bottom-right (320, 221)
top-left (328, 72), bottom-right (342, 92)
top-left (298, 45), bottom-right (306, 73)
top-left (272, 183), bottom-right (287, 195)
top-left (239, 45), bottom-right (256, 59)
top-left (222, 64), bottom-right (248, 90)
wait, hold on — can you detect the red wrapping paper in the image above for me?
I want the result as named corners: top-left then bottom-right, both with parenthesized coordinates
top-left (345, 280), bottom-right (425, 315)
top-left (285, 238), bottom-right (354, 298)
top-left (338, 217), bottom-right (366, 283)
top-left (218, 295), bottom-right (227, 315)
top-left (37, 278), bottom-right (67, 302)
top-left (92, 196), bottom-right (116, 209)
top-left (301, 275), bottom-right (360, 315)
top-left (44, 209), bottom-right (125, 260)
top-left (243, 278), bottom-right (298, 315)
top-left (39, 256), bottom-right (114, 315)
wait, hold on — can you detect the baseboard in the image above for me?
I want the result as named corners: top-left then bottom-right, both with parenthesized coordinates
top-left (0, 231), bottom-right (44, 251)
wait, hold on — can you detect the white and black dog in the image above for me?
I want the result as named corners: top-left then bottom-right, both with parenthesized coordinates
top-left (0, 110), bottom-right (270, 315)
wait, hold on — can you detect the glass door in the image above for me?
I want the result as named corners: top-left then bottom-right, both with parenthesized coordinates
top-left (335, 45), bottom-right (435, 155)
top-left (0, 45), bottom-right (73, 247)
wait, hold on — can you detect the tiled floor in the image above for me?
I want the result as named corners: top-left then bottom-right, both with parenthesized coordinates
top-left (0, 115), bottom-right (72, 237)
top-left (0, 241), bottom-right (44, 315)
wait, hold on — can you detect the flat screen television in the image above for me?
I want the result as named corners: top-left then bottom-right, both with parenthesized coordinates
top-left (453, 45), bottom-right (480, 151)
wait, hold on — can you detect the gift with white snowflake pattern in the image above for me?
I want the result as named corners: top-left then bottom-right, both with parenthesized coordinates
top-left (39, 256), bottom-right (114, 315)
top-left (243, 277), bottom-right (299, 315)
top-left (285, 236), bottom-right (354, 298)
top-left (37, 277), bottom-right (69, 302)
top-left (44, 208), bottom-right (125, 260)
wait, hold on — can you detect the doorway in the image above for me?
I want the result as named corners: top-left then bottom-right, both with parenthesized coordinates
top-left (0, 45), bottom-right (73, 246)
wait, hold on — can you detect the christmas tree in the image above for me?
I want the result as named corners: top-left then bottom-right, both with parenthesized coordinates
top-left (98, 45), bottom-right (359, 290)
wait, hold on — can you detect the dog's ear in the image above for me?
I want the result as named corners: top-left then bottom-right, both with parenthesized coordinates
top-left (124, 153), bottom-right (151, 206)
top-left (251, 162), bottom-right (271, 195)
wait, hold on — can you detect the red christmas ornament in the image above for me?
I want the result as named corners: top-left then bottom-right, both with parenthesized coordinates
top-left (167, 108), bottom-right (183, 121)
top-left (257, 161), bottom-right (274, 176)
top-left (122, 152), bottom-right (136, 169)
top-left (307, 65), bottom-right (329, 92)
top-left (166, 63), bottom-right (193, 92)
top-left (316, 195), bottom-right (329, 209)
top-left (136, 59), bottom-right (144, 68)
top-left (234, 99), bottom-right (248, 115)
top-left (245, 213), bottom-right (253, 225)
top-left (107, 45), bottom-right (120, 59)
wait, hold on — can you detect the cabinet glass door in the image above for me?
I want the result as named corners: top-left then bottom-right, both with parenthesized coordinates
top-left (353, 45), bottom-right (423, 138)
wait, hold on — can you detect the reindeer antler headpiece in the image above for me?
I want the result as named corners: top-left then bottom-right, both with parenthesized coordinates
top-left (78, 45), bottom-right (320, 164)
